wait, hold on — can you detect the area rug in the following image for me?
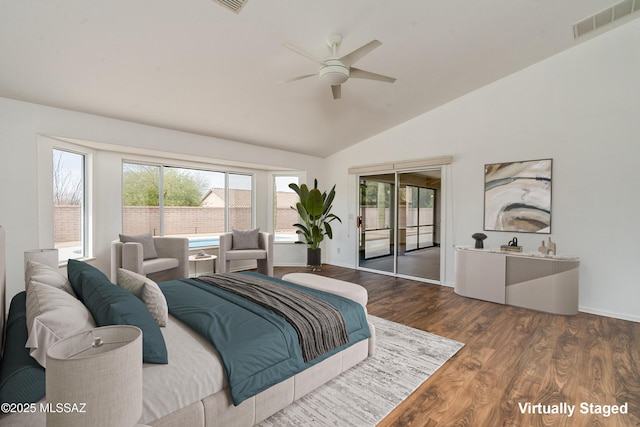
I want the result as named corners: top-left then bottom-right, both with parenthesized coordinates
top-left (258, 315), bottom-right (464, 427)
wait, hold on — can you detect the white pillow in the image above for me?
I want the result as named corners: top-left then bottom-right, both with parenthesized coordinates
top-left (25, 260), bottom-right (76, 297)
top-left (25, 280), bottom-right (96, 368)
top-left (116, 268), bottom-right (168, 327)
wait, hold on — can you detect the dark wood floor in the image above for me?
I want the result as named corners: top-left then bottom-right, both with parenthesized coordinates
top-left (274, 265), bottom-right (640, 427)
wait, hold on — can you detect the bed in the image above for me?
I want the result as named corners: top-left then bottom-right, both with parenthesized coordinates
top-left (0, 225), bottom-right (375, 426)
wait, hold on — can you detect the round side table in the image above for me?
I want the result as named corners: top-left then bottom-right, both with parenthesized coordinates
top-left (188, 254), bottom-right (217, 277)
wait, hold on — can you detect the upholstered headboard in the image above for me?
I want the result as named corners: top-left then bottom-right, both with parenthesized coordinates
top-left (0, 225), bottom-right (6, 357)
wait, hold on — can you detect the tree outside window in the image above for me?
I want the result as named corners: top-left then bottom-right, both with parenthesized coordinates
top-left (122, 162), bottom-right (253, 247)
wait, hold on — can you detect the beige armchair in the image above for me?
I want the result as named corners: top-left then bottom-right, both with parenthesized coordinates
top-left (219, 230), bottom-right (273, 276)
top-left (111, 236), bottom-right (188, 283)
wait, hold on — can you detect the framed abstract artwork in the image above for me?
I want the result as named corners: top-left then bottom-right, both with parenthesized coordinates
top-left (484, 158), bottom-right (552, 233)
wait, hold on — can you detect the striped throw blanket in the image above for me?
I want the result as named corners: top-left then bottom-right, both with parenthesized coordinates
top-left (197, 273), bottom-right (349, 362)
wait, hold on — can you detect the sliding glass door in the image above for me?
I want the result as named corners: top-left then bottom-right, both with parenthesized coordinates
top-left (357, 169), bottom-right (442, 282)
top-left (357, 174), bottom-right (395, 273)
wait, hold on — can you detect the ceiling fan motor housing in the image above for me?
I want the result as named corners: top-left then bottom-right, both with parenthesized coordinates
top-left (319, 59), bottom-right (350, 85)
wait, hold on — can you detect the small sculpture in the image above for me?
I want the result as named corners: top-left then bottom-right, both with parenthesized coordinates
top-left (539, 237), bottom-right (557, 255)
top-left (472, 233), bottom-right (487, 249)
top-left (501, 236), bottom-right (522, 252)
top-left (538, 240), bottom-right (549, 255)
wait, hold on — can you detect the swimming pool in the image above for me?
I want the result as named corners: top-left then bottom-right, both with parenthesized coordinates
top-left (188, 234), bottom-right (297, 248)
top-left (188, 236), bottom-right (220, 248)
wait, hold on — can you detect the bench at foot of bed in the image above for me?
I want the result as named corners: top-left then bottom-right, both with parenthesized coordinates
top-left (281, 273), bottom-right (369, 310)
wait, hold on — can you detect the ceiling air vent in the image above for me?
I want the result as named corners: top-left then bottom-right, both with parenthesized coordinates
top-left (573, 0), bottom-right (640, 38)
top-left (212, 0), bottom-right (249, 14)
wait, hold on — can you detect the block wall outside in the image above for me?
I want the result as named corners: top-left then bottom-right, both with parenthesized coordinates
top-left (53, 205), bottom-right (81, 243)
top-left (54, 206), bottom-right (300, 242)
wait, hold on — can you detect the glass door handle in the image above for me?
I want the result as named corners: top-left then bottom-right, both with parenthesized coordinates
top-left (356, 216), bottom-right (362, 228)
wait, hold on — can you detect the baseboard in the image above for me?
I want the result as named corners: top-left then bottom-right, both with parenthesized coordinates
top-left (323, 260), bottom-right (354, 269)
top-left (274, 262), bottom-right (307, 267)
top-left (579, 306), bottom-right (640, 323)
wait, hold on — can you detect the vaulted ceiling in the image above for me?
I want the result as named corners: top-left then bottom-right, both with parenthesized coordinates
top-left (0, 0), bottom-right (635, 157)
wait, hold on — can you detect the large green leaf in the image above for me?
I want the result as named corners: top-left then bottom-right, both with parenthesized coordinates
top-left (292, 223), bottom-right (311, 241)
top-left (299, 184), bottom-right (310, 204)
top-left (324, 221), bottom-right (333, 239)
top-left (325, 213), bottom-right (342, 223)
top-left (322, 185), bottom-right (336, 215)
top-left (295, 202), bottom-right (309, 223)
top-left (288, 182), bottom-right (300, 195)
top-left (305, 188), bottom-right (324, 218)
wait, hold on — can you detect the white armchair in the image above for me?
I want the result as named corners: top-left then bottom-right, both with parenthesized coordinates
top-left (111, 235), bottom-right (188, 282)
top-left (218, 230), bottom-right (273, 276)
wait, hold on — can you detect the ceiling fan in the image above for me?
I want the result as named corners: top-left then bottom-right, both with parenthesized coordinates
top-left (282, 34), bottom-right (396, 100)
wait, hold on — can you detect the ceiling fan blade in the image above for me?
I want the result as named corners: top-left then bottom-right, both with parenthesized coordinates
top-left (278, 74), bottom-right (316, 84)
top-left (331, 85), bottom-right (341, 100)
top-left (350, 67), bottom-right (396, 83)
top-left (339, 40), bottom-right (382, 67)
top-left (282, 43), bottom-right (324, 65)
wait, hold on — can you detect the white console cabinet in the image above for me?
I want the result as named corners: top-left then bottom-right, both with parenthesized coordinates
top-left (454, 247), bottom-right (579, 315)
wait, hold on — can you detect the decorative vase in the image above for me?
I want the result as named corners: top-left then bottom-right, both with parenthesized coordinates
top-left (307, 248), bottom-right (322, 271)
top-left (471, 233), bottom-right (487, 249)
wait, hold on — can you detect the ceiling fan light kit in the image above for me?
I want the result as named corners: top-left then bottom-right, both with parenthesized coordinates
top-left (319, 60), bottom-right (350, 85)
top-left (282, 33), bottom-right (396, 100)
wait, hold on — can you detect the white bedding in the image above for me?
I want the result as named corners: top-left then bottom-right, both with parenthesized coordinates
top-left (0, 314), bottom-right (225, 426)
top-left (140, 314), bottom-right (226, 423)
top-left (0, 230), bottom-right (374, 427)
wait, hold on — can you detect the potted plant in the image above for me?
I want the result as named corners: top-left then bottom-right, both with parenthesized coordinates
top-left (289, 179), bottom-right (342, 269)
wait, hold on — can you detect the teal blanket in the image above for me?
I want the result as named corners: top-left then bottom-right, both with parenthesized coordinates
top-left (159, 272), bottom-right (370, 405)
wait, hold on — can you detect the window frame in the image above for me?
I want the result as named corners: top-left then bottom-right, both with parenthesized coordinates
top-left (121, 160), bottom-right (255, 248)
top-left (272, 173), bottom-right (305, 243)
top-left (50, 144), bottom-right (93, 263)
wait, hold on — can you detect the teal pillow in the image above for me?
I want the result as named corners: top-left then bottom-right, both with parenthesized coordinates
top-left (66, 260), bottom-right (168, 364)
top-left (0, 292), bottom-right (46, 404)
top-left (67, 258), bottom-right (113, 301)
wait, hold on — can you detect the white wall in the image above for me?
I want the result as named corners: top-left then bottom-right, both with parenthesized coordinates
top-left (2, 20), bottom-right (639, 322)
top-left (324, 19), bottom-right (640, 322)
top-left (0, 99), bottom-right (322, 305)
